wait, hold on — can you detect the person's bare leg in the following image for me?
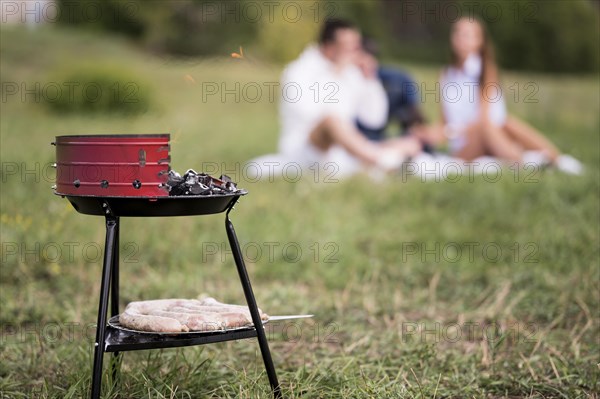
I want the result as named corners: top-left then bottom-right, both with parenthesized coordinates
top-left (505, 115), bottom-right (585, 174)
top-left (478, 122), bottom-right (524, 162)
top-left (455, 122), bottom-right (522, 162)
top-left (503, 116), bottom-right (560, 161)
top-left (309, 115), bottom-right (379, 164)
top-left (308, 118), bottom-right (336, 151)
top-left (455, 123), bottom-right (487, 161)
top-left (309, 115), bottom-right (417, 166)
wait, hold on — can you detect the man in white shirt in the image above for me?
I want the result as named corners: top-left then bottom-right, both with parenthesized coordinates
top-left (249, 19), bottom-right (422, 179)
top-left (277, 19), bottom-right (421, 174)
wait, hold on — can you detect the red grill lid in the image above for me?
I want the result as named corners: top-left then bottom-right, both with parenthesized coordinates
top-left (54, 134), bottom-right (170, 197)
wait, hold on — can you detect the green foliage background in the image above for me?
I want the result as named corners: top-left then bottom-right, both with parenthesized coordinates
top-left (55, 0), bottom-right (600, 73)
top-left (39, 63), bottom-right (152, 114)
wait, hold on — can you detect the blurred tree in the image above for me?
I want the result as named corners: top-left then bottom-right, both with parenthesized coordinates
top-left (382, 0), bottom-right (599, 73)
top-left (55, 0), bottom-right (599, 73)
top-left (255, 1), bottom-right (318, 64)
top-left (482, 0), bottom-right (600, 73)
top-left (146, 0), bottom-right (258, 56)
top-left (55, 0), bottom-right (145, 38)
top-left (56, 0), bottom-right (259, 56)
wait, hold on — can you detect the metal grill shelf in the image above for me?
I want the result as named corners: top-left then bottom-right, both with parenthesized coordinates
top-left (104, 325), bottom-right (258, 352)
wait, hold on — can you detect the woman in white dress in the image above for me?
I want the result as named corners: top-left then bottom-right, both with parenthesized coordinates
top-left (427, 17), bottom-right (582, 173)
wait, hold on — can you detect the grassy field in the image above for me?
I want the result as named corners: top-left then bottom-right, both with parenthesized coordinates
top-left (1, 26), bottom-right (599, 398)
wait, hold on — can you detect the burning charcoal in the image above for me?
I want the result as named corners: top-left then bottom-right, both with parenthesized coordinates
top-left (189, 182), bottom-right (211, 195)
top-left (166, 169), bottom-right (242, 196)
top-left (166, 170), bottom-right (183, 187)
top-left (225, 181), bottom-right (236, 192)
top-left (183, 170), bottom-right (199, 184)
top-left (219, 175), bottom-right (238, 192)
top-left (197, 173), bottom-right (212, 186)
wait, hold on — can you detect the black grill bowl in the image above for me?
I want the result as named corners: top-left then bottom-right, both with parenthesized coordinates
top-left (59, 192), bottom-right (247, 217)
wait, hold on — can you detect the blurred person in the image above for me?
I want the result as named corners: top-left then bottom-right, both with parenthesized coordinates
top-left (424, 17), bottom-right (582, 174)
top-left (355, 37), bottom-right (428, 143)
top-left (252, 19), bottom-right (422, 178)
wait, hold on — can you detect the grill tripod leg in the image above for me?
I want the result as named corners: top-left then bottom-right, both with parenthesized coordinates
top-left (225, 209), bottom-right (282, 399)
top-left (110, 217), bottom-right (121, 385)
top-left (90, 216), bottom-right (118, 399)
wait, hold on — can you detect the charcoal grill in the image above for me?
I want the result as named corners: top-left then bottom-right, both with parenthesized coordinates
top-left (54, 134), bottom-right (281, 399)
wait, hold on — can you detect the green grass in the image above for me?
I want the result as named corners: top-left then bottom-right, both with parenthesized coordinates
top-left (1, 26), bottom-right (599, 398)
